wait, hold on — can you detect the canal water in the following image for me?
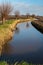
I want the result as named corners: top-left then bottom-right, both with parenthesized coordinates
top-left (0, 22), bottom-right (43, 64)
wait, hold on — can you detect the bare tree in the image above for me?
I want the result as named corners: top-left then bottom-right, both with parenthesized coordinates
top-left (0, 3), bottom-right (13, 24)
top-left (26, 13), bottom-right (30, 18)
top-left (31, 14), bottom-right (35, 18)
top-left (14, 11), bottom-right (20, 19)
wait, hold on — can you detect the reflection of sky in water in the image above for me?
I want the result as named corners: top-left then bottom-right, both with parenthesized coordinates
top-left (3, 22), bottom-right (43, 55)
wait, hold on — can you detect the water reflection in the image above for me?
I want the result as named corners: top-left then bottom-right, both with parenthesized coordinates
top-left (15, 27), bottom-right (20, 34)
top-left (2, 43), bottom-right (15, 55)
top-left (1, 22), bottom-right (43, 64)
top-left (2, 22), bottom-right (43, 54)
top-left (26, 22), bottom-right (29, 28)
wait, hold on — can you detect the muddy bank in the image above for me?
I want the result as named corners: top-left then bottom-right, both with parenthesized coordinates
top-left (0, 19), bottom-right (30, 55)
top-left (31, 20), bottom-right (43, 33)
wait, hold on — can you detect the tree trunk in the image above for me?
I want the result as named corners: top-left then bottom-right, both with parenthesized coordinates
top-left (2, 18), bottom-right (6, 24)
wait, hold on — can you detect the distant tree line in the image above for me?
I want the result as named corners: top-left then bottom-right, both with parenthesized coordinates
top-left (0, 2), bottom-right (42, 24)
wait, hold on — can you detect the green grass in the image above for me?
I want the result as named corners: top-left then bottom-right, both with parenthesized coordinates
top-left (14, 61), bottom-right (42, 65)
top-left (16, 62), bottom-right (43, 65)
top-left (0, 61), bottom-right (8, 65)
top-left (0, 20), bottom-right (14, 29)
top-left (17, 61), bottom-right (33, 65)
top-left (5, 20), bottom-right (14, 24)
top-left (0, 61), bottom-right (43, 65)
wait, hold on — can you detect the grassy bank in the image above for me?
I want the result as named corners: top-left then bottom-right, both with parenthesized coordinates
top-left (31, 20), bottom-right (43, 33)
top-left (0, 61), bottom-right (8, 65)
top-left (0, 19), bottom-right (30, 55)
top-left (0, 20), bottom-right (15, 55)
top-left (0, 61), bottom-right (43, 65)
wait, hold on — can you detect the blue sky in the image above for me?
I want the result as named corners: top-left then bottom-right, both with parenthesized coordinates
top-left (0, 0), bottom-right (43, 16)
